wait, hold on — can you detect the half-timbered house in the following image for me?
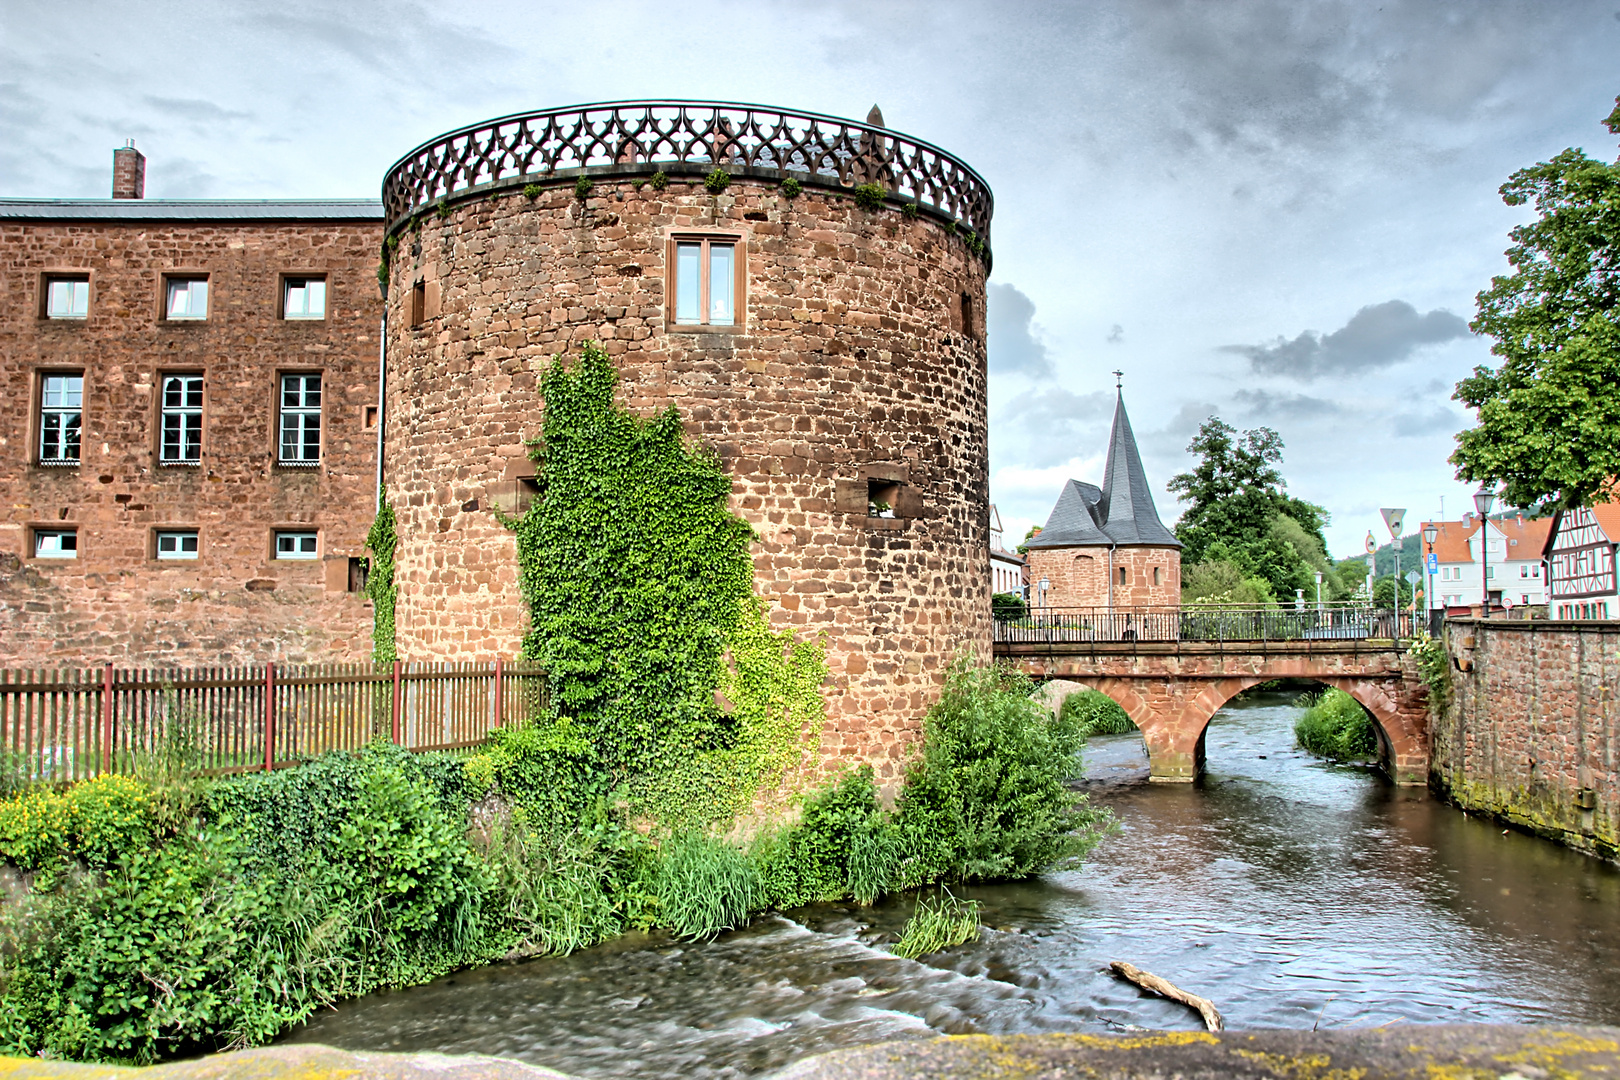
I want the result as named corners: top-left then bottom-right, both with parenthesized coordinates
top-left (1543, 503), bottom-right (1620, 619)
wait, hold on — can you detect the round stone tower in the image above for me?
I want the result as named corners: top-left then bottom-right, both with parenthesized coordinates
top-left (377, 101), bottom-right (993, 780)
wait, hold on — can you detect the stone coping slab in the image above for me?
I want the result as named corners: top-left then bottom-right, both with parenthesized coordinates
top-left (0, 1044), bottom-right (571, 1080)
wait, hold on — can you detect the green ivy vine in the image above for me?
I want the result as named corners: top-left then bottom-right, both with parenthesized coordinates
top-left (509, 342), bottom-right (825, 828)
top-left (1407, 630), bottom-right (1451, 712)
top-left (366, 492), bottom-right (398, 664)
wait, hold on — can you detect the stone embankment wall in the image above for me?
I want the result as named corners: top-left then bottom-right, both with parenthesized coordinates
top-left (382, 176), bottom-right (991, 780)
top-left (0, 219), bottom-right (382, 666)
top-left (1434, 617), bottom-right (1617, 860)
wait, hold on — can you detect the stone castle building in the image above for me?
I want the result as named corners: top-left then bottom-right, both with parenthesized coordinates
top-left (1024, 390), bottom-right (1180, 608)
top-left (1, 102), bottom-right (995, 778)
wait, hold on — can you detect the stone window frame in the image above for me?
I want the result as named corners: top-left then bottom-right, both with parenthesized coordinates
top-left (153, 527), bottom-right (202, 563)
top-left (153, 368), bottom-right (208, 467)
top-left (38, 271), bottom-right (93, 321)
top-left (274, 368), bottom-right (325, 468)
top-left (26, 524), bottom-right (80, 562)
top-left (160, 272), bottom-right (212, 323)
top-left (280, 273), bottom-right (329, 322)
top-left (31, 367), bottom-right (85, 469)
top-left (833, 462), bottom-right (922, 530)
top-left (271, 528), bottom-right (320, 561)
top-left (665, 231), bottom-right (746, 334)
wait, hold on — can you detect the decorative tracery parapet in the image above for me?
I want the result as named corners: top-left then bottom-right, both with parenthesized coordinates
top-left (381, 100), bottom-right (993, 242)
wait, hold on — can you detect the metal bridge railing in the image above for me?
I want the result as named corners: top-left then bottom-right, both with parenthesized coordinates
top-left (992, 604), bottom-right (1422, 646)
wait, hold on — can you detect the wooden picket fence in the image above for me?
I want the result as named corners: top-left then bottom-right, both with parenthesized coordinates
top-left (0, 660), bottom-right (547, 786)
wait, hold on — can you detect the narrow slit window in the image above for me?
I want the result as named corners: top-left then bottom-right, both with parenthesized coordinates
top-left (156, 530), bottom-right (199, 560)
top-left (46, 277), bottom-right (89, 319)
top-left (166, 278), bottom-right (209, 320)
top-left (39, 374), bottom-right (82, 465)
top-left (160, 375), bottom-right (204, 464)
top-left (671, 238), bottom-right (738, 327)
top-left (284, 278), bottom-right (327, 319)
top-left (278, 373), bottom-right (322, 464)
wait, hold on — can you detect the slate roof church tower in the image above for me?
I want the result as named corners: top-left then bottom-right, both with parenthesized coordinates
top-left (1024, 389), bottom-right (1180, 608)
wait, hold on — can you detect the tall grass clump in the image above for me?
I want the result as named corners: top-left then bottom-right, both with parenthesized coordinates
top-left (891, 890), bottom-right (981, 959)
top-left (896, 662), bottom-right (1112, 886)
top-left (1294, 688), bottom-right (1378, 761)
top-left (654, 832), bottom-right (759, 940)
top-left (1060, 690), bottom-right (1137, 737)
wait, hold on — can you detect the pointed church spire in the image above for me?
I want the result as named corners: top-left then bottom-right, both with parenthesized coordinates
top-left (1093, 393), bottom-right (1180, 547)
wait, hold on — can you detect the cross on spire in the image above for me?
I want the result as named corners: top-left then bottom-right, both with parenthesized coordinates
top-left (1111, 369), bottom-right (1123, 391)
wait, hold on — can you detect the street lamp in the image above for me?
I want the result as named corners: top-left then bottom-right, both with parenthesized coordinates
top-left (1423, 523), bottom-right (1439, 627)
top-left (1474, 484), bottom-right (1497, 617)
top-left (1314, 570), bottom-right (1324, 610)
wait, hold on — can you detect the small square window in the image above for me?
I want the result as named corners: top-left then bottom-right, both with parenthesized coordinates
top-left (156, 530), bottom-right (199, 560)
top-left (45, 277), bottom-right (89, 319)
top-left (34, 529), bottom-right (77, 559)
top-left (166, 278), bottom-right (209, 320)
top-left (284, 278), bottom-right (326, 320)
top-left (275, 531), bottom-right (319, 560)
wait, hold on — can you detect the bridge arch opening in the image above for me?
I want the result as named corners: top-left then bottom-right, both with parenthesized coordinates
top-left (1186, 678), bottom-right (1400, 781)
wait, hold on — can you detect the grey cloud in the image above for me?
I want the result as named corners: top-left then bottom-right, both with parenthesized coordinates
top-left (995, 387), bottom-right (1112, 466)
top-left (1107, 324), bottom-right (1124, 344)
top-left (1233, 389), bottom-right (1341, 421)
top-left (1391, 406), bottom-right (1459, 437)
top-left (1222, 300), bottom-right (1470, 380)
top-left (987, 282), bottom-right (1054, 379)
top-left (144, 97), bottom-right (253, 124)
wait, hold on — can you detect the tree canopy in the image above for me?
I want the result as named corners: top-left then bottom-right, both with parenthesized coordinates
top-left (1453, 96), bottom-right (1620, 511)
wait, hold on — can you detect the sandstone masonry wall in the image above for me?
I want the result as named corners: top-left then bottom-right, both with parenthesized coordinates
top-left (1434, 618), bottom-right (1618, 860)
top-left (0, 219), bottom-right (383, 666)
top-left (1026, 545), bottom-right (1180, 608)
top-left (382, 178), bottom-right (990, 780)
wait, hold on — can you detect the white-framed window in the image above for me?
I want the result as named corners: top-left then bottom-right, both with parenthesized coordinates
top-left (283, 278), bottom-right (326, 320)
top-left (278, 373), bottom-right (322, 464)
top-left (165, 278), bottom-right (209, 320)
top-left (160, 375), bottom-right (204, 463)
top-left (672, 238), bottom-right (737, 326)
top-left (45, 277), bottom-right (89, 319)
top-left (1521, 565), bottom-right (1529, 578)
top-left (34, 529), bottom-right (77, 559)
top-left (156, 530), bottom-right (199, 560)
top-left (38, 374), bottom-right (82, 465)
top-left (274, 531), bottom-right (318, 560)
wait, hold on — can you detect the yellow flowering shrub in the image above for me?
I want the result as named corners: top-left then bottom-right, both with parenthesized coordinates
top-left (0, 775), bottom-right (152, 870)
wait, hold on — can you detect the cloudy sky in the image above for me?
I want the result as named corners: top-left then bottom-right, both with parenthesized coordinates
top-left (4, 1), bottom-right (1618, 557)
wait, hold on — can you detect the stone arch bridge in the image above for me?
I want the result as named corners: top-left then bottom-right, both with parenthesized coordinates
top-left (994, 607), bottom-right (1431, 784)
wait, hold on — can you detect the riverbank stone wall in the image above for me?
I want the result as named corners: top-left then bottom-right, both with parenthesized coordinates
top-left (1435, 617), bottom-right (1618, 860)
top-left (381, 175), bottom-right (991, 781)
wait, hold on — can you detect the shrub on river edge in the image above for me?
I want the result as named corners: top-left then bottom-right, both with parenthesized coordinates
top-left (1294, 688), bottom-right (1378, 761)
top-left (1059, 690), bottom-right (1137, 737)
top-left (0, 662), bottom-right (1110, 1065)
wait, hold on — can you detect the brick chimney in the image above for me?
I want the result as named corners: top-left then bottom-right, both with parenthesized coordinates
top-left (112, 140), bottom-right (145, 199)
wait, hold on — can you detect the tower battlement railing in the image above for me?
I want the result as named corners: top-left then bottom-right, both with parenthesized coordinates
top-left (381, 99), bottom-right (993, 241)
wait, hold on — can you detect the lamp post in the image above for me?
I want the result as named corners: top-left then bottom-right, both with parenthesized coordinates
top-left (1423, 523), bottom-right (1439, 630)
top-left (1314, 570), bottom-right (1324, 610)
top-left (1474, 484), bottom-right (1497, 617)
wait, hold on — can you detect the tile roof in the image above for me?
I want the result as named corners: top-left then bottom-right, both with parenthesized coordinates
top-left (1419, 514), bottom-right (1554, 564)
top-left (1027, 394), bottom-right (1180, 550)
top-left (0, 199), bottom-right (385, 222)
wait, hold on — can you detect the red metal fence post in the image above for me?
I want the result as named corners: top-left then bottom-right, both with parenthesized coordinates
top-left (101, 663), bottom-right (114, 776)
top-left (493, 657), bottom-right (504, 732)
top-left (263, 662), bottom-right (276, 773)
top-left (391, 660), bottom-right (403, 746)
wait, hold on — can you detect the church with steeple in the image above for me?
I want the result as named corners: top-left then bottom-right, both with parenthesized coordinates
top-left (1024, 389), bottom-right (1181, 609)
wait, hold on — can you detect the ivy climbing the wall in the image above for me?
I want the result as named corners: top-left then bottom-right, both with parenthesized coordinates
top-left (510, 342), bottom-right (825, 826)
top-left (366, 492), bottom-right (398, 664)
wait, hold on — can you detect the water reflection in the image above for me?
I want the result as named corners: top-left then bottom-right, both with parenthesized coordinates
top-left (286, 691), bottom-right (1620, 1079)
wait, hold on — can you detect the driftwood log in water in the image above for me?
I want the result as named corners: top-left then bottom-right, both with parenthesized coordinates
top-left (1109, 960), bottom-right (1224, 1031)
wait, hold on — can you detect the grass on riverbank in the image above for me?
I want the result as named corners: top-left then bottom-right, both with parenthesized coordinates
top-left (0, 663), bottom-right (1111, 1065)
top-left (892, 891), bottom-right (981, 959)
top-left (1294, 688), bottom-right (1377, 761)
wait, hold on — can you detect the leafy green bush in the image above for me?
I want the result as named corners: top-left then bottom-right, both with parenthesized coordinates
top-left (654, 832), bottom-right (758, 940)
top-left (704, 168), bottom-right (730, 194)
top-left (574, 175), bottom-right (594, 199)
top-left (1060, 690), bottom-right (1136, 737)
top-left (756, 766), bottom-right (897, 909)
top-left (853, 182), bottom-right (886, 211)
top-left (892, 891), bottom-right (980, 959)
top-left (650, 171), bottom-right (668, 191)
top-left (781, 177), bottom-right (802, 198)
top-left (1408, 630), bottom-right (1452, 711)
top-left (1294, 689), bottom-right (1378, 761)
top-left (991, 592), bottom-right (1027, 621)
top-left (0, 775), bottom-right (152, 872)
top-left (479, 812), bottom-right (624, 958)
top-left (464, 718), bottom-right (599, 832)
top-left (895, 663), bottom-right (1109, 885)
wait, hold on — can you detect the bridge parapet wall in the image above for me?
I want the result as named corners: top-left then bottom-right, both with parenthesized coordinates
top-left (1436, 618), bottom-right (1618, 860)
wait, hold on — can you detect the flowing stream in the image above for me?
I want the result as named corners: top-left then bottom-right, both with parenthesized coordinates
top-left (286, 690), bottom-right (1620, 1078)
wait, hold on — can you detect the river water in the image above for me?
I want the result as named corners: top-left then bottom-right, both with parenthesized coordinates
top-left (287, 691), bottom-right (1620, 1078)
